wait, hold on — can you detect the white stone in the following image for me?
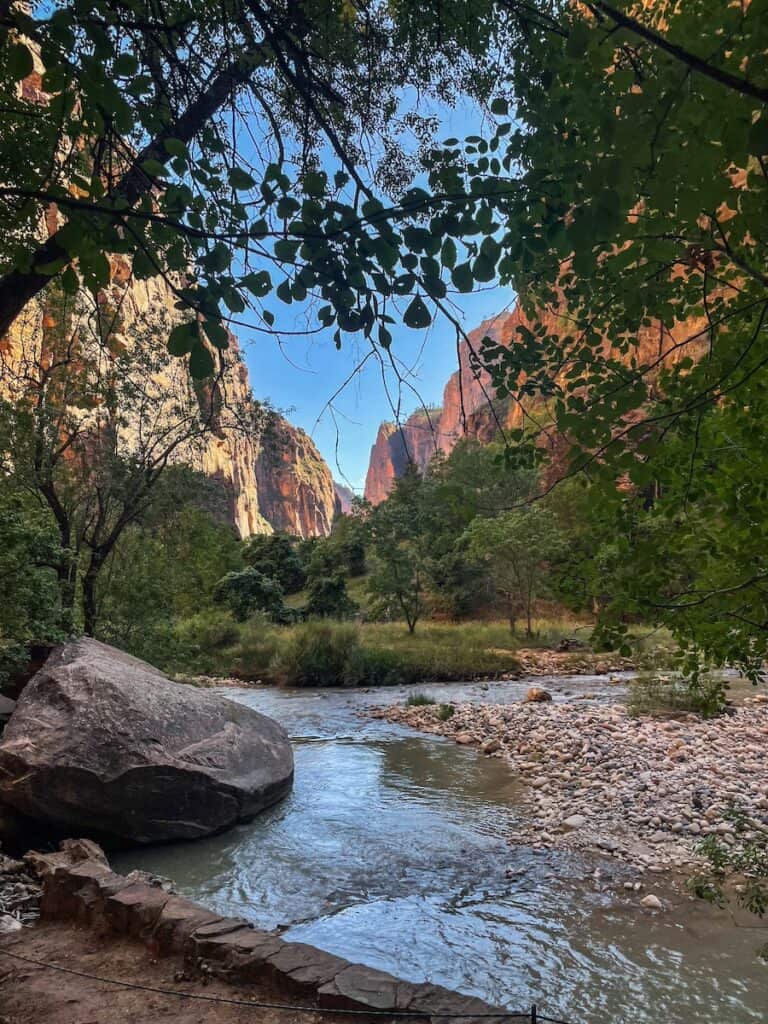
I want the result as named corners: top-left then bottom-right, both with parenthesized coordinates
top-left (562, 814), bottom-right (587, 829)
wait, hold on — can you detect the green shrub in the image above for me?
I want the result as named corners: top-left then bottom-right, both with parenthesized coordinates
top-left (342, 646), bottom-right (421, 687)
top-left (271, 620), bottom-right (360, 687)
top-left (304, 574), bottom-right (358, 619)
top-left (174, 611), bottom-right (240, 657)
top-left (437, 703), bottom-right (455, 720)
top-left (213, 568), bottom-right (286, 622)
top-left (405, 692), bottom-right (436, 706)
top-left (628, 673), bottom-right (728, 719)
top-left (225, 615), bottom-right (284, 680)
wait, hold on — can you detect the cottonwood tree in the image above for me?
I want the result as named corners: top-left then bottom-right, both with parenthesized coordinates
top-left (365, 468), bottom-right (428, 633)
top-left (425, 0), bottom-right (768, 673)
top-left (464, 506), bottom-right (562, 637)
top-left (0, 276), bottom-right (257, 634)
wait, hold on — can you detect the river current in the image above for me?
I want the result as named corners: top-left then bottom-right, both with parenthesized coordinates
top-left (115, 677), bottom-right (768, 1022)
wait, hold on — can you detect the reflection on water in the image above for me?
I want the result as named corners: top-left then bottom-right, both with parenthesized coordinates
top-left (115, 678), bottom-right (768, 1021)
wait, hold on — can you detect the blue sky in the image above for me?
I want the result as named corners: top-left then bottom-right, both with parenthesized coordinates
top-left (235, 101), bottom-right (515, 493)
top-left (239, 283), bottom-right (514, 493)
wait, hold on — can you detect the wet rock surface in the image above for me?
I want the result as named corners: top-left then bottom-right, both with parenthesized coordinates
top-left (380, 696), bottom-right (768, 874)
top-left (0, 638), bottom-right (294, 844)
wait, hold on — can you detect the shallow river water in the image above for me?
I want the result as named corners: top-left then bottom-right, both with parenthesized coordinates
top-left (116, 677), bottom-right (768, 1022)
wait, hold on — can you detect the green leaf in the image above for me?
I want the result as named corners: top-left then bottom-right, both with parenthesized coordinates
top-left (472, 253), bottom-right (496, 283)
top-left (167, 321), bottom-right (198, 356)
top-left (189, 342), bottom-right (215, 379)
top-left (61, 266), bottom-right (79, 295)
top-left (403, 295), bottom-right (431, 329)
top-left (490, 97), bottom-right (508, 116)
top-left (451, 262), bottom-right (474, 293)
top-left (303, 171), bottom-right (327, 197)
top-left (163, 138), bottom-right (188, 159)
top-left (242, 270), bottom-right (272, 297)
top-left (34, 257), bottom-right (69, 276)
top-left (113, 53), bottom-right (139, 76)
top-left (229, 167), bottom-right (256, 190)
top-left (204, 319), bottom-right (230, 350)
top-left (441, 238), bottom-right (457, 269)
top-left (8, 44), bottom-right (33, 81)
top-left (141, 159), bottom-right (168, 178)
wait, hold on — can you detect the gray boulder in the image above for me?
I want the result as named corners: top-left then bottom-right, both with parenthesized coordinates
top-left (0, 638), bottom-right (293, 844)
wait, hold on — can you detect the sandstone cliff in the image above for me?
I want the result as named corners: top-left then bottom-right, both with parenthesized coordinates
top-left (333, 482), bottom-right (355, 515)
top-left (0, 260), bottom-right (274, 538)
top-left (255, 415), bottom-right (338, 538)
top-left (363, 300), bottom-right (708, 503)
top-left (363, 409), bottom-right (445, 506)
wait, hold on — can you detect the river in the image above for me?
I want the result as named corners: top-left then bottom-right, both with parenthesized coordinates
top-left (115, 676), bottom-right (768, 1022)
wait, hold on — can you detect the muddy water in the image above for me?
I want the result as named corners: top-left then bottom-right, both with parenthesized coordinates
top-left (116, 677), bottom-right (768, 1022)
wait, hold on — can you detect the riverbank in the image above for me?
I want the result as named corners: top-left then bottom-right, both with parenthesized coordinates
top-left (0, 843), bottom-right (507, 1024)
top-left (182, 640), bottom-right (636, 690)
top-left (376, 694), bottom-right (768, 880)
top-left (1, 920), bottom-right (334, 1024)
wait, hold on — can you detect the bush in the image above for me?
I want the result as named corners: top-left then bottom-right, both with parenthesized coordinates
top-left (243, 533), bottom-right (306, 594)
top-left (213, 568), bottom-right (286, 622)
top-left (271, 620), bottom-right (360, 687)
top-left (342, 646), bottom-right (421, 687)
top-left (628, 673), bottom-right (728, 719)
top-left (225, 615), bottom-right (284, 680)
top-left (305, 574), bottom-right (358, 619)
top-left (437, 703), bottom-right (455, 720)
top-left (405, 692), bottom-right (436, 706)
top-left (176, 610), bottom-right (240, 650)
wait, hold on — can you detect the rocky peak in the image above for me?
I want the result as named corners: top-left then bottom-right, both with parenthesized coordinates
top-left (363, 409), bottom-right (444, 505)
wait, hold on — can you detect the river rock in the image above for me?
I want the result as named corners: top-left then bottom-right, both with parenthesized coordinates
top-left (525, 687), bottom-right (552, 703)
top-left (562, 814), bottom-right (587, 829)
top-left (640, 894), bottom-right (663, 910)
top-left (0, 638), bottom-right (294, 844)
top-left (0, 912), bottom-right (22, 933)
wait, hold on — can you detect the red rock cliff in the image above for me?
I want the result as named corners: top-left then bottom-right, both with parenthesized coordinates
top-left (255, 416), bottom-right (338, 538)
top-left (363, 299), bottom-right (709, 503)
top-left (363, 409), bottom-right (444, 505)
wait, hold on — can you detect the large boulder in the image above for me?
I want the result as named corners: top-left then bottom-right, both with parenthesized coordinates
top-left (0, 638), bottom-right (293, 844)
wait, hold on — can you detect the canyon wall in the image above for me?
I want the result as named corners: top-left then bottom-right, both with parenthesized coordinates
top-left (333, 482), bottom-right (355, 515)
top-left (364, 301), bottom-right (708, 503)
top-left (255, 415), bottom-right (338, 538)
top-left (0, 266), bottom-right (340, 538)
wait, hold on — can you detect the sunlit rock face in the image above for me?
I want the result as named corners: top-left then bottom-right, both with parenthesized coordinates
top-left (363, 410), bottom-right (443, 506)
top-left (363, 300), bottom-right (709, 504)
top-left (255, 415), bottom-right (338, 538)
top-left (0, 258), bottom-right (272, 539)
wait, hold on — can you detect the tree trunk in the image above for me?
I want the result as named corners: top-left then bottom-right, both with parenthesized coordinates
top-left (81, 569), bottom-right (98, 637)
top-left (81, 552), bottom-right (106, 637)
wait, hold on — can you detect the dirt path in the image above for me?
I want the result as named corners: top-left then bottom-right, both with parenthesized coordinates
top-left (0, 921), bottom-right (335, 1024)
